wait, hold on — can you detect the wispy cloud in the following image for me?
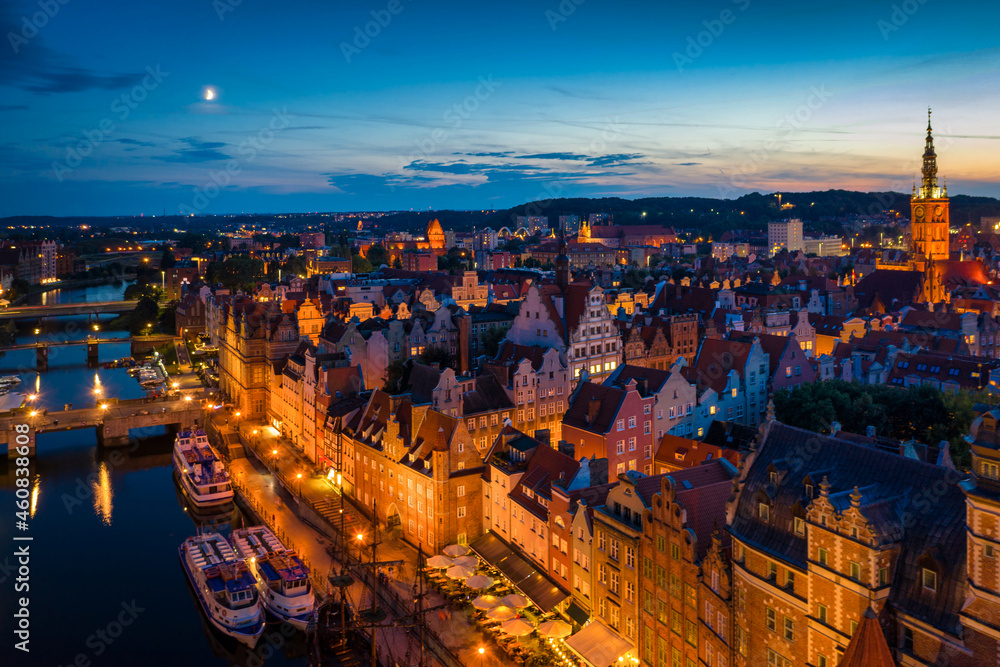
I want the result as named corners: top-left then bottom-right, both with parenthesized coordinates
top-left (154, 137), bottom-right (230, 163)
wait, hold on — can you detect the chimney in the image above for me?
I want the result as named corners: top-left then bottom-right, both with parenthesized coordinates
top-left (587, 396), bottom-right (601, 426)
top-left (635, 377), bottom-right (648, 397)
top-left (534, 429), bottom-right (551, 449)
top-left (558, 440), bottom-right (575, 459)
top-left (589, 458), bottom-right (609, 486)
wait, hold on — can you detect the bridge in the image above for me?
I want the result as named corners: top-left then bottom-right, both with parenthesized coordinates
top-left (0, 394), bottom-right (207, 454)
top-left (0, 334), bottom-right (177, 369)
top-left (0, 300), bottom-right (138, 321)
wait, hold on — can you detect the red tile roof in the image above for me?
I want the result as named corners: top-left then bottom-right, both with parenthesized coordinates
top-left (837, 607), bottom-right (894, 667)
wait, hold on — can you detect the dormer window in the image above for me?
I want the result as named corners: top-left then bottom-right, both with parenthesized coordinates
top-left (805, 483), bottom-right (813, 497)
top-left (922, 568), bottom-right (937, 592)
top-left (769, 472), bottom-right (778, 485)
top-left (758, 503), bottom-right (770, 521)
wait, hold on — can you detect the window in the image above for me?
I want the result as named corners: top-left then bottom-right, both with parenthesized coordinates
top-left (457, 506), bottom-right (466, 518)
top-left (685, 619), bottom-right (697, 646)
top-left (765, 607), bottom-right (776, 631)
top-left (766, 649), bottom-right (791, 667)
top-left (610, 539), bottom-right (619, 560)
top-left (783, 616), bottom-right (794, 641)
top-left (878, 566), bottom-right (889, 586)
top-left (616, 419), bottom-right (625, 431)
top-left (818, 604), bottom-right (828, 623)
top-left (625, 546), bottom-right (635, 568)
top-left (598, 531), bottom-right (605, 551)
top-left (671, 543), bottom-right (680, 560)
top-left (986, 545), bottom-right (996, 559)
top-left (849, 561), bottom-right (861, 581)
top-left (610, 606), bottom-right (619, 629)
top-left (768, 561), bottom-right (777, 581)
top-left (818, 547), bottom-right (828, 566)
top-left (794, 517), bottom-right (805, 536)
top-left (922, 568), bottom-right (937, 592)
top-left (671, 610), bottom-right (682, 635)
top-left (759, 503), bottom-right (770, 521)
top-left (786, 570), bottom-right (795, 590)
top-left (901, 626), bottom-right (914, 652)
top-left (457, 485), bottom-right (465, 497)
top-left (626, 581), bottom-right (634, 602)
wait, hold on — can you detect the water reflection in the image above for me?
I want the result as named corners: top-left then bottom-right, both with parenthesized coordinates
top-left (92, 461), bottom-right (113, 525)
top-left (30, 475), bottom-right (39, 518)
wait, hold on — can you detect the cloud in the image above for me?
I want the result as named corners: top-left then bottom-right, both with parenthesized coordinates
top-left (674, 162), bottom-right (701, 166)
top-left (456, 151), bottom-right (514, 158)
top-left (0, 3), bottom-right (145, 94)
top-left (155, 137), bottom-right (231, 163)
top-left (114, 138), bottom-right (155, 147)
top-left (587, 153), bottom-right (646, 167)
top-left (518, 152), bottom-right (588, 161)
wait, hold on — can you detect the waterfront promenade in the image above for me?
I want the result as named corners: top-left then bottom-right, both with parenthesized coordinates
top-left (215, 415), bottom-right (501, 666)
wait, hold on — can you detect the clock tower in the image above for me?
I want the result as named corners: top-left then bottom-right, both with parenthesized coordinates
top-left (910, 109), bottom-right (949, 303)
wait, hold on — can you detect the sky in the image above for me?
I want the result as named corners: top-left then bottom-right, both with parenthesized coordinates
top-left (0, 0), bottom-right (998, 217)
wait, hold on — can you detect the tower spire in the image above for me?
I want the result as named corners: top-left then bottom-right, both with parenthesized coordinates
top-left (920, 107), bottom-right (939, 198)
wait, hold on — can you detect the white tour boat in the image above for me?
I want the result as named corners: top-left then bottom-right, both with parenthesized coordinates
top-left (179, 532), bottom-right (265, 646)
top-left (231, 525), bottom-right (315, 630)
top-left (173, 429), bottom-right (234, 507)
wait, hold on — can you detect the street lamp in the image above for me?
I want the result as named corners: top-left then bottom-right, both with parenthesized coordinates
top-left (356, 533), bottom-right (364, 562)
top-left (478, 646), bottom-right (485, 667)
top-left (184, 395), bottom-right (192, 402)
top-left (296, 472), bottom-right (303, 495)
top-left (272, 448), bottom-right (278, 468)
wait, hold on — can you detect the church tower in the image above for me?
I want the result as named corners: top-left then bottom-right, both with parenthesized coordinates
top-left (910, 109), bottom-right (949, 303)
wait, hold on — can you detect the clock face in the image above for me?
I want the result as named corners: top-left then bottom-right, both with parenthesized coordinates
top-left (934, 205), bottom-right (944, 217)
top-left (914, 205), bottom-right (925, 219)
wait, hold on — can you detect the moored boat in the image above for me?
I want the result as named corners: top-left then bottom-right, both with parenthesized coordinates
top-left (173, 429), bottom-right (234, 507)
top-left (231, 525), bottom-right (315, 630)
top-left (179, 532), bottom-right (265, 646)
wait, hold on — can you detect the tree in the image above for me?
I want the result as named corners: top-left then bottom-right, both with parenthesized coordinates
top-left (418, 345), bottom-right (455, 370)
top-left (480, 326), bottom-right (508, 358)
top-left (392, 256), bottom-right (402, 269)
top-left (124, 282), bottom-right (160, 301)
top-left (384, 360), bottom-right (406, 394)
top-left (159, 246), bottom-right (176, 269)
top-left (352, 255), bottom-right (373, 273)
top-left (366, 244), bottom-right (388, 268)
top-left (207, 255), bottom-right (266, 291)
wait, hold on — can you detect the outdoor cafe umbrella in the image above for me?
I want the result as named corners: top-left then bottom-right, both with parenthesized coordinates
top-left (451, 555), bottom-right (478, 568)
top-left (537, 620), bottom-right (572, 639)
top-left (427, 555), bottom-right (454, 569)
top-left (472, 594), bottom-right (501, 610)
top-left (501, 593), bottom-right (530, 608)
top-left (443, 544), bottom-right (470, 557)
top-left (446, 564), bottom-right (476, 580)
top-left (465, 574), bottom-right (494, 590)
top-left (500, 619), bottom-right (534, 636)
top-left (487, 605), bottom-right (517, 621)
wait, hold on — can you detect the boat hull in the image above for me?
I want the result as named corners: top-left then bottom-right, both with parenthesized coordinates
top-left (179, 547), bottom-right (265, 647)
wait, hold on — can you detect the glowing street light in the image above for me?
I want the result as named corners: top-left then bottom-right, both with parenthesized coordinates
top-left (296, 472), bottom-right (303, 495)
top-left (184, 395), bottom-right (192, 402)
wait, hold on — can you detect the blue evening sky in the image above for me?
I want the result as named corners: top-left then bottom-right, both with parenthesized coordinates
top-left (1, 0), bottom-right (998, 216)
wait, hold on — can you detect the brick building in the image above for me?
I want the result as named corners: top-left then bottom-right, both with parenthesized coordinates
top-left (563, 378), bottom-right (656, 477)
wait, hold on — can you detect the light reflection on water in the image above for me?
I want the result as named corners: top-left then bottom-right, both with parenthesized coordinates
top-left (92, 461), bottom-right (114, 525)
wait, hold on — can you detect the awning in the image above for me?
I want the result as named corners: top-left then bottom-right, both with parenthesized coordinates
top-left (470, 532), bottom-right (513, 564)
top-left (564, 620), bottom-right (634, 667)
top-left (566, 601), bottom-right (589, 626)
top-left (470, 532), bottom-right (570, 613)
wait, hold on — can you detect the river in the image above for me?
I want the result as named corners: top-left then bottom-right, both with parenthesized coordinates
top-left (0, 283), bottom-right (309, 666)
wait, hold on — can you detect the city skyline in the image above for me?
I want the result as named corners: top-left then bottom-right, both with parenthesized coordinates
top-left (1, 0), bottom-right (999, 217)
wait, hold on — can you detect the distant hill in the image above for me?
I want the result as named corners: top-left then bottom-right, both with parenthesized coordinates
top-left (3, 190), bottom-right (998, 240)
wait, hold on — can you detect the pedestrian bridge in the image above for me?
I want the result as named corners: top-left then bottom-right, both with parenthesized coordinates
top-left (0, 394), bottom-right (206, 455)
top-left (0, 301), bottom-right (138, 320)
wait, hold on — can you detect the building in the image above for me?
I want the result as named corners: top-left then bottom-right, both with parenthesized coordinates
top-left (299, 232), bottom-right (326, 249)
top-left (402, 251), bottom-right (437, 272)
top-left (340, 389), bottom-right (484, 551)
top-left (174, 291), bottom-right (206, 339)
top-left (768, 219), bottom-right (804, 255)
top-left (163, 262), bottom-right (200, 300)
top-left (1, 240), bottom-right (57, 284)
top-left (622, 314), bottom-right (699, 369)
top-left (727, 418), bottom-right (972, 667)
top-left (803, 235), bottom-right (846, 257)
top-left (215, 297), bottom-right (302, 419)
top-left (385, 219), bottom-right (447, 265)
top-left (505, 279), bottom-right (622, 384)
top-left (563, 378), bottom-right (657, 477)
top-left (308, 255), bottom-right (352, 275)
top-left (639, 461), bottom-right (736, 667)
